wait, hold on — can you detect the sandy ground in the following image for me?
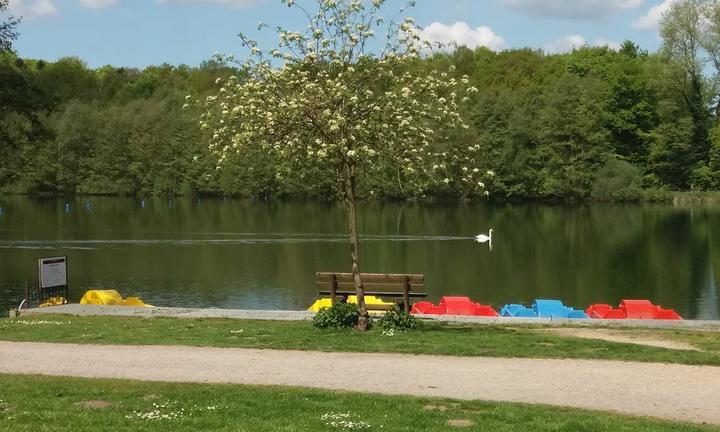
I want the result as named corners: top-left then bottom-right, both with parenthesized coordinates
top-left (1, 341), bottom-right (719, 425)
top-left (540, 328), bottom-right (703, 351)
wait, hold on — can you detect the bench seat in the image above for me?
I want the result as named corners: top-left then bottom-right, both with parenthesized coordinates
top-left (316, 272), bottom-right (427, 313)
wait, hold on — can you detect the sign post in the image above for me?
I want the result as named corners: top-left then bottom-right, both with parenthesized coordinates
top-left (20, 256), bottom-right (69, 309)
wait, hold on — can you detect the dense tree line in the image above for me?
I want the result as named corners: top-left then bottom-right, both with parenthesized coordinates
top-left (436, 42), bottom-right (720, 200)
top-left (0, 5), bottom-right (718, 201)
top-left (0, 54), bottom-right (235, 196)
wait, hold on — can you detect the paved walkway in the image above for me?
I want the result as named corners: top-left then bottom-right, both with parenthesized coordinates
top-left (1, 341), bottom-right (719, 425)
top-left (22, 304), bottom-right (720, 330)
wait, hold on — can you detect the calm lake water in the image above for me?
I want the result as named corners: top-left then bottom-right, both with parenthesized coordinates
top-left (0, 196), bottom-right (718, 319)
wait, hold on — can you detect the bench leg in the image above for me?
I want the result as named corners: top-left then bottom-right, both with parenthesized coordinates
top-left (403, 276), bottom-right (410, 313)
top-left (331, 274), bottom-right (338, 306)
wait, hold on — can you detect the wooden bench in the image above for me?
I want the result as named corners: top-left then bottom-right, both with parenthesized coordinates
top-left (316, 272), bottom-right (427, 313)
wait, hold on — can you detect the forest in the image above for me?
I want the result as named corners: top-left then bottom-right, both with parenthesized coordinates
top-left (1, 5), bottom-right (719, 201)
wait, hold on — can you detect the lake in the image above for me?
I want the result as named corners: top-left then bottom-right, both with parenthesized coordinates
top-left (0, 196), bottom-right (718, 319)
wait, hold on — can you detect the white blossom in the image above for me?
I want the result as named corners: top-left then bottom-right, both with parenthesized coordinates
top-left (201, 0), bottom-right (490, 201)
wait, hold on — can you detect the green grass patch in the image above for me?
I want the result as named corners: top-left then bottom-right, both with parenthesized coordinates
top-left (1, 315), bottom-right (720, 366)
top-left (0, 375), bottom-right (716, 431)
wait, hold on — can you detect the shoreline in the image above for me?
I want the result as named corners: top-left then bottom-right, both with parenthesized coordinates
top-left (17, 304), bottom-right (720, 330)
top-left (3, 191), bottom-right (720, 206)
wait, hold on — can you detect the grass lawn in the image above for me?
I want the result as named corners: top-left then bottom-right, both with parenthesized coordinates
top-left (1, 314), bottom-right (719, 365)
top-left (0, 375), bottom-right (716, 432)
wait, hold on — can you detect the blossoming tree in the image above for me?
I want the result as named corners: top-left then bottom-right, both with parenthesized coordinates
top-left (201, 0), bottom-right (488, 330)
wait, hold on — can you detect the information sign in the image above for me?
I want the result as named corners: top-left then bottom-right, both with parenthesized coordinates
top-left (39, 256), bottom-right (67, 289)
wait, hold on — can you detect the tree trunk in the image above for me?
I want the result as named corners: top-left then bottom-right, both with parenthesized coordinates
top-left (343, 162), bottom-right (369, 331)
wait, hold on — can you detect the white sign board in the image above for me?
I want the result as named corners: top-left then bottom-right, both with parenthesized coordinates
top-left (39, 256), bottom-right (67, 289)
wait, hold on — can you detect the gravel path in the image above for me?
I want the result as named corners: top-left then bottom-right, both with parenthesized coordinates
top-left (22, 304), bottom-right (720, 330)
top-left (1, 341), bottom-right (719, 425)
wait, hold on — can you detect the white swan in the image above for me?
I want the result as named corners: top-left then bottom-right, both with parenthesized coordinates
top-left (475, 229), bottom-right (493, 243)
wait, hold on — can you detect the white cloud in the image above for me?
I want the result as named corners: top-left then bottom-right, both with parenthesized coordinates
top-left (544, 35), bottom-right (622, 53)
top-left (79, 0), bottom-right (118, 8)
top-left (157, 0), bottom-right (264, 7)
top-left (8, 0), bottom-right (60, 17)
top-left (501, 0), bottom-right (644, 19)
top-left (593, 38), bottom-right (623, 50)
top-left (632, 0), bottom-right (679, 30)
top-left (545, 35), bottom-right (587, 53)
top-left (419, 21), bottom-right (507, 52)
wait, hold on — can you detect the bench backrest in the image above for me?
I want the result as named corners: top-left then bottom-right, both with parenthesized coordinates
top-left (316, 272), bottom-right (424, 293)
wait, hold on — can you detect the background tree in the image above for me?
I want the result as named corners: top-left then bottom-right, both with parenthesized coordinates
top-left (660, 0), bottom-right (712, 187)
top-left (1, 1), bottom-right (25, 185)
top-left (698, 0), bottom-right (720, 117)
top-left (0, 0), bottom-right (20, 53)
top-left (200, 0), bottom-right (486, 330)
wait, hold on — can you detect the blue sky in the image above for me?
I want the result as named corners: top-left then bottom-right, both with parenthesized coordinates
top-left (6, 0), bottom-right (677, 68)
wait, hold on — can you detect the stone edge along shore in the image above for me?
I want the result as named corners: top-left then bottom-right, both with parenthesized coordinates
top-left (13, 304), bottom-right (720, 330)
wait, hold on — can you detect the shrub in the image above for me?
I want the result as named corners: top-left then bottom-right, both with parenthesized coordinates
top-left (312, 302), bottom-right (359, 329)
top-left (690, 165), bottom-right (719, 191)
top-left (591, 159), bottom-right (642, 202)
top-left (641, 187), bottom-right (672, 202)
top-left (376, 306), bottom-right (417, 332)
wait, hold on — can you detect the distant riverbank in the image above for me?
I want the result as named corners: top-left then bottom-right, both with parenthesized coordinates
top-left (672, 192), bottom-right (720, 206)
top-left (3, 190), bottom-right (720, 206)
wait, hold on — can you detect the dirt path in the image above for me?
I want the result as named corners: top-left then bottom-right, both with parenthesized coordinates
top-left (540, 328), bottom-right (703, 351)
top-left (1, 341), bottom-right (719, 425)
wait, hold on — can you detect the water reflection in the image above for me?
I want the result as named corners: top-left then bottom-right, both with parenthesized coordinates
top-left (0, 196), bottom-right (718, 319)
top-left (696, 250), bottom-right (719, 320)
top-left (0, 235), bottom-right (472, 249)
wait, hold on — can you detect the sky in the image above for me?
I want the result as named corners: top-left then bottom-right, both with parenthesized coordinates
top-left (4, 0), bottom-right (680, 69)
